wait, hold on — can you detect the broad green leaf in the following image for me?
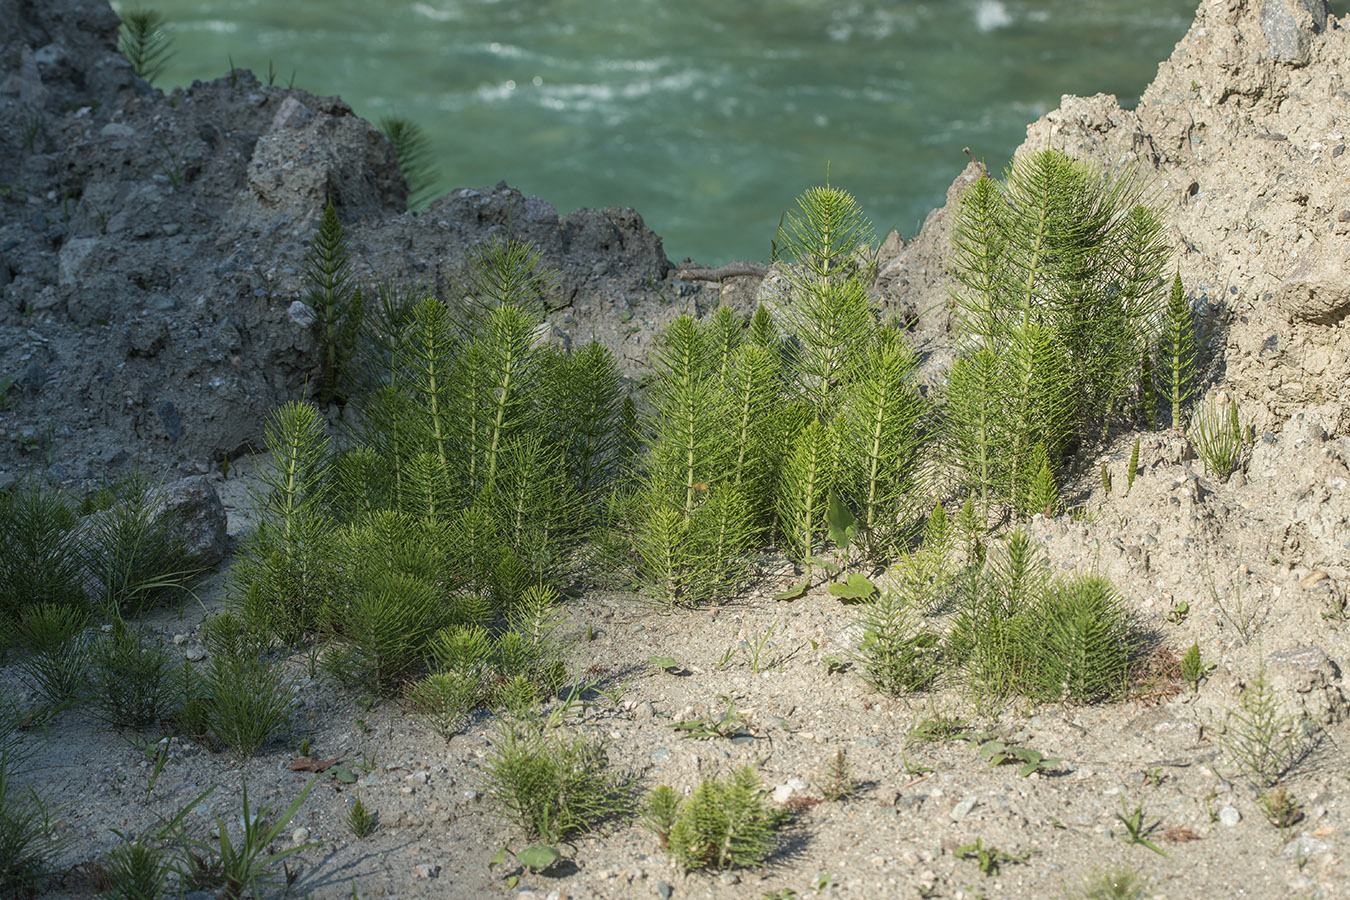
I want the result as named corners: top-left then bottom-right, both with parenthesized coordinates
top-left (827, 491), bottom-right (857, 550)
top-left (773, 582), bottom-right (809, 601)
top-left (516, 844), bottom-right (562, 871)
top-left (826, 572), bottom-right (875, 601)
top-left (488, 846), bottom-right (508, 870)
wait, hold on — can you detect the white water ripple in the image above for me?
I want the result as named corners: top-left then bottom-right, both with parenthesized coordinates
top-left (974, 0), bottom-right (1014, 32)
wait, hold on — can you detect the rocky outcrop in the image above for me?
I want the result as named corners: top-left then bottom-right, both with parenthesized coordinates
top-left (0, 0), bottom-right (695, 486)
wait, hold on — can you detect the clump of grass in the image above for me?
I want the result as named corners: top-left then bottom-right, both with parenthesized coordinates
top-left (87, 623), bottom-right (181, 728)
top-left (480, 721), bottom-right (628, 843)
top-left (645, 767), bottom-right (785, 871)
top-left (1115, 797), bottom-right (1168, 857)
top-left (182, 780), bottom-right (317, 900)
top-left (199, 654), bottom-right (295, 761)
top-left (0, 746), bottom-right (57, 896)
top-left (1189, 394), bottom-right (1244, 478)
top-left (0, 481), bottom-right (83, 630)
top-left (1064, 865), bottom-right (1149, 900)
top-left (12, 602), bottom-right (90, 707)
top-left (100, 833), bottom-right (172, 900)
top-left (80, 478), bottom-right (202, 619)
top-left (1258, 786), bottom-right (1304, 837)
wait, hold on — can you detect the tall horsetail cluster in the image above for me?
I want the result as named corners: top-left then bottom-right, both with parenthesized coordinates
top-left (625, 185), bottom-right (927, 608)
top-left (0, 142), bottom-right (1227, 888)
top-left (946, 150), bottom-right (1195, 521)
top-left (210, 149), bottom-right (1203, 733)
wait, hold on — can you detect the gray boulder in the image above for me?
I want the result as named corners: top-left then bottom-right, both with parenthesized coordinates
top-left (149, 476), bottom-right (228, 566)
top-left (1260, 0), bottom-right (1331, 65)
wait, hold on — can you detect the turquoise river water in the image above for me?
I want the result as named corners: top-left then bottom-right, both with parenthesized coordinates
top-left (122, 0), bottom-right (1212, 263)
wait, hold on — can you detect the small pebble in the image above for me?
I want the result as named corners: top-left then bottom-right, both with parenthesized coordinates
top-left (291, 827), bottom-right (309, 844)
top-left (411, 863), bottom-right (439, 879)
top-left (1282, 835), bottom-right (1329, 858)
top-left (951, 798), bottom-right (977, 821)
top-left (184, 646), bottom-right (207, 662)
top-left (1219, 805), bottom-right (1241, 826)
top-left (635, 700), bottom-right (656, 719)
top-left (772, 778), bottom-right (808, 803)
top-left (656, 880), bottom-right (673, 900)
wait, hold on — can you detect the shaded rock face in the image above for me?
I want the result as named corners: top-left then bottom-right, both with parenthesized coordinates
top-left (0, 0), bottom-right (692, 486)
top-left (881, 0), bottom-right (1350, 438)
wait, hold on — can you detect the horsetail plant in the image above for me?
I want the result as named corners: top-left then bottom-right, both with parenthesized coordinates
top-left (945, 149), bottom-right (1170, 520)
top-left (380, 116), bottom-right (441, 213)
top-left (1162, 271), bottom-right (1197, 429)
top-left (305, 201), bottom-right (364, 405)
top-left (117, 9), bottom-right (173, 85)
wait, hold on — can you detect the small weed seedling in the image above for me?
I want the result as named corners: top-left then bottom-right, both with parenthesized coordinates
top-left (1321, 583), bottom-right (1350, 622)
top-left (762, 879), bottom-right (834, 900)
top-left (719, 622), bottom-right (790, 673)
top-left (744, 622), bottom-right (783, 673)
top-left (649, 656), bottom-right (681, 674)
top-left (1179, 640), bottom-right (1213, 691)
top-left (1165, 598), bottom-right (1190, 624)
top-left (595, 678), bottom-right (630, 708)
top-left (1071, 865), bottom-right (1149, 900)
top-left (1126, 438), bottom-right (1140, 494)
top-left (1116, 797), bottom-right (1168, 857)
top-left (346, 792), bottom-right (377, 838)
top-left (908, 712), bottom-right (970, 745)
top-left (124, 735), bottom-right (174, 800)
top-left (954, 838), bottom-right (1025, 876)
top-left (670, 695), bottom-right (752, 740)
top-left (1258, 787), bottom-right (1304, 838)
top-left (818, 748), bottom-right (856, 801)
top-left (488, 844), bottom-right (564, 889)
top-left (976, 738), bottom-right (1060, 777)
